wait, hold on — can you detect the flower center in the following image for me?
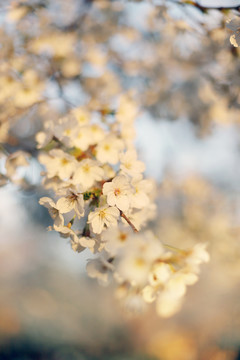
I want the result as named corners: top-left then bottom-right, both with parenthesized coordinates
top-left (114, 188), bottom-right (121, 196)
top-left (69, 192), bottom-right (78, 202)
top-left (119, 232), bottom-right (127, 242)
top-left (64, 128), bottom-right (71, 136)
top-left (91, 125), bottom-right (98, 132)
top-left (82, 164), bottom-right (90, 173)
top-left (134, 257), bottom-right (145, 268)
top-left (77, 132), bottom-right (82, 139)
top-left (99, 210), bottom-right (106, 219)
top-left (61, 158), bottom-right (69, 166)
top-left (49, 208), bottom-right (58, 218)
top-left (104, 144), bottom-right (110, 151)
top-left (78, 115), bottom-right (86, 123)
top-left (125, 162), bottom-right (132, 169)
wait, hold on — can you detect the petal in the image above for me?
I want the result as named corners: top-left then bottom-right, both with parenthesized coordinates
top-left (142, 285), bottom-right (156, 303)
top-left (91, 216), bottom-right (103, 234)
top-left (102, 182), bottom-right (113, 194)
top-left (107, 192), bottom-right (116, 206)
top-left (131, 192), bottom-right (149, 209)
top-left (156, 294), bottom-right (183, 318)
top-left (88, 210), bottom-right (98, 222)
top-left (104, 213), bottom-right (118, 226)
top-left (39, 197), bottom-right (56, 209)
top-left (80, 236), bottom-right (95, 247)
top-left (53, 214), bottom-right (64, 230)
top-left (116, 195), bottom-right (129, 211)
top-left (75, 201), bottom-right (85, 218)
top-left (230, 32), bottom-right (240, 47)
top-left (71, 239), bottom-right (85, 253)
top-left (106, 206), bottom-right (120, 217)
top-left (56, 197), bottom-right (73, 213)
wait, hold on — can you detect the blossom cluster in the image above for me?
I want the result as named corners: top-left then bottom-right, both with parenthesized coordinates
top-left (38, 95), bottom-right (209, 317)
top-left (0, 149), bottom-right (30, 188)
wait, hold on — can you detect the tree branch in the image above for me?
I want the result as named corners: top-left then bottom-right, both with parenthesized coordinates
top-left (186, 1), bottom-right (240, 12)
top-left (168, 0), bottom-right (240, 13)
top-left (120, 210), bottom-right (138, 233)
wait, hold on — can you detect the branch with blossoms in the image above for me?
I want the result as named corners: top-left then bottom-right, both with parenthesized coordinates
top-left (0, 0), bottom-right (214, 318)
top-left (37, 94), bottom-right (210, 317)
top-left (167, 0), bottom-right (240, 13)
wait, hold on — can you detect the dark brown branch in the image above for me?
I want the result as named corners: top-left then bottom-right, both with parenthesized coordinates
top-left (168, 0), bottom-right (240, 13)
top-left (120, 210), bottom-right (138, 233)
top-left (186, 1), bottom-right (240, 12)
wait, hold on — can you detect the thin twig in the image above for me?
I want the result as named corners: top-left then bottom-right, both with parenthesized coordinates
top-left (120, 210), bottom-right (138, 233)
top-left (187, 1), bottom-right (240, 12)
top-left (167, 0), bottom-right (240, 12)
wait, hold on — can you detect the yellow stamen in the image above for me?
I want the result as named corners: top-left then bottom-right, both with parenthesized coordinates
top-left (104, 144), bottom-right (110, 151)
top-left (114, 188), bottom-right (121, 196)
top-left (118, 232), bottom-right (127, 242)
top-left (134, 257), bottom-right (145, 267)
top-left (61, 158), bottom-right (69, 166)
top-left (82, 164), bottom-right (90, 173)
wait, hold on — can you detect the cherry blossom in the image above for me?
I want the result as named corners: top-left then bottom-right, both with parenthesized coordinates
top-left (56, 187), bottom-right (85, 219)
top-left (39, 197), bottom-right (64, 230)
top-left (103, 175), bottom-right (132, 211)
top-left (88, 206), bottom-right (120, 234)
top-left (120, 150), bottom-right (145, 177)
top-left (95, 135), bottom-right (124, 164)
top-left (72, 159), bottom-right (104, 189)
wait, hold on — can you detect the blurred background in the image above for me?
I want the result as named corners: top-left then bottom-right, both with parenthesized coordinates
top-left (1, 0), bottom-right (240, 359)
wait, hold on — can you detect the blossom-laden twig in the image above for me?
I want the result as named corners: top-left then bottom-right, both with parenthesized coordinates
top-left (168, 0), bottom-right (240, 13)
top-left (0, 0), bottom-right (214, 320)
top-left (38, 95), bottom-right (210, 317)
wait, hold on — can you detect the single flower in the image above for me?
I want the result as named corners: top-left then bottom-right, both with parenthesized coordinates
top-left (103, 175), bottom-right (132, 211)
top-left (88, 205), bottom-right (120, 234)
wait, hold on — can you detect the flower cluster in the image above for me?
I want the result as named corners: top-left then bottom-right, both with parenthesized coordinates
top-left (0, 150), bottom-right (30, 188)
top-left (38, 96), bottom-right (209, 317)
